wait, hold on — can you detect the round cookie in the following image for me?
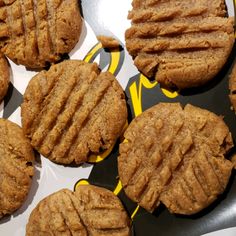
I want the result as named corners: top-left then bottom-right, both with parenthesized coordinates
top-left (118, 103), bottom-right (233, 215)
top-left (21, 60), bottom-right (127, 165)
top-left (229, 63), bottom-right (236, 110)
top-left (0, 0), bottom-right (82, 68)
top-left (0, 119), bottom-right (34, 219)
top-left (0, 54), bottom-right (10, 102)
top-left (125, 0), bottom-right (235, 89)
top-left (26, 185), bottom-right (131, 236)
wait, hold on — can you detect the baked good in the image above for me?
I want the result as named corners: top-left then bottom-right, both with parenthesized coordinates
top-left (125, 0), bottom-right (235, 89)
top-left (0, 119), bottom-right (34, 219)
top-left (229, 63), bottom-right (236, 110)
top-left (0, 54), bottom-right (10, 101)
top-left (118, 103), bottom-right (233, 214)
top-left (26, 185), bottom-right (131, 236)
top-left (97, 35), bottom-right (120, 49)
top-left (0, 0), bottom-right (82, 68)
top-left (21, 60), bottom-right (127, 165)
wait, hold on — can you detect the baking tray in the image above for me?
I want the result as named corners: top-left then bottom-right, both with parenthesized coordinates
top-left (1, 0), bottom-right (236, 235)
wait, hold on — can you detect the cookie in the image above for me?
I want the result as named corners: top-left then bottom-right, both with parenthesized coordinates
top-left (229, 63), bottom-right (236, 111)
top-left (0, 54), bottom-right (10, 101)
top-left (0, 0), bottom-right (82, 68)
top-left (0, 119), bottom-right (34, 219)
top-left (118, 103), bottom-right (233, 214)
top-left (125, 0), bottom-right (235, 89)
top-left (26, 185), bottom-right (131, 236)
top-left (97, 35), bottom-right (120, 49)
top-left (21, 60), bottom-right (127, 165)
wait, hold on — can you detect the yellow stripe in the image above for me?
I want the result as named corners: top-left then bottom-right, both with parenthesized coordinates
top-left (84, 43), bottom-right (102, 63)
top-left (74, 179), bottom-right (90, 190)
top-left (131, 205), bottom-right (140, 220)
top-left (129, 81), bottom-right (143, 117)
top-left (108, 50), bottom-right (121, 74)
top-left (113, 180), bottom-right (123, 195)
top-left (88, 142), bottom-right (115, 163)
top-left (129, 74), bottom-right (158, 117)
top-left (140, 74), bottom-right (158, 89)
top-left (161, 87), bottom-right (179, 98)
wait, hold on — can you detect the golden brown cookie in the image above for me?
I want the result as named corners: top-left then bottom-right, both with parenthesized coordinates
top-left (26, 185), bottom-right (131, 236)
top-left (0, 119), bottom-right (34, 219)
top-left (118, 103), bottom-right (233, 215)
top-left (125, 0), bottom-right (235, 89)
top-left (21, 60), bottom-right (127, 165)
top-left (0, 54), bottom-right (10, 102)
top-left (97, 35), bottom-right (120, 49)
top-left (0, 0), bottom-right (82, 68)
top-left (229, 63), bottom-right (236, 110)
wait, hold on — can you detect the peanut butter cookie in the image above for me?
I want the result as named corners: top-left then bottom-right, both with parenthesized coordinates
top-left (118, 103), bottom-right (233, 214)
top-left (26, 185), bottom-right (131, 236)
top-left (21, 60), bottom-right (127, 165)
top-left (0, 119), bottom-right (34, 219)
top-left (125, 0), bottom-right (235, 89)
top-left (0, 0), bottom-right (82, 68)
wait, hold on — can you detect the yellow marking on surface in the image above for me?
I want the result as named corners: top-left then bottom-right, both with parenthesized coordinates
top-left (74, 179), bottom-right (90, 190)
top-left (140, 74), bottom-right (158, 89)
top-left (84, 42), bottom-right (102, 63)
top-left (113, 180), bottom-right (123, 195)
top-left (123, 139), bottom-right (128, 143)
top-left (131, 205), bottom-right (140, 220)
top-left (130, 74), bottom-right (161, 117)
top-left (108, 49), bottom-right (121, 74)
top-left (129, 81), bottom-right (143, 117)
top-left (161, 87), bottom-right (179, 98)
top-left (129, 74), bottom-right (157, 117)
top-left (129, 73), bottom-right (179, 117)
top-left (88, 142), bottom-right (115, 163)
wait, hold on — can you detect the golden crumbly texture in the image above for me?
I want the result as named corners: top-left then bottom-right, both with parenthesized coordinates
top-left (229, 63), bottom-right (236, 111)
top-left (231, 154), bottom-right (236, 169)
top-left (0, 118), bottom-right (34, 219)
top-left (26, 185), bottom-right (131, 236)
top-left (125, 0), bottom-right (235, 89)
top-left (118, 103), bottom-right (233, 215)
top-left (0, 0), bottom-right (82, 68)
top-left (97, 35), bottom-right (120, 49)
top-left (0, 54), bottom-right (9, 101)
top-left (21, 60), bottom-right (127, 165)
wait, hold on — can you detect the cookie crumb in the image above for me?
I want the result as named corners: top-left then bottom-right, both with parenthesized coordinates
top-left (231, 154), bottom-right (236, 169)
top-left (97, 35), bottom-right (120, 49)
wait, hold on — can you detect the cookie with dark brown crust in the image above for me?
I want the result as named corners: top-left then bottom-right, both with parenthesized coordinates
top-left (0, 54), bottom-right (10, 102)
top-left (125, 0), bottom-right (235, 89)
top-left (118, 103), bottom-right (233, 215)
top-left (21, 60), bottom-right (127, 165)
top-left (0, 0), bottom-right (82, 68)
top-left (0, 119), bottom-right (34, 219)
top-left (26, 185), bottom-right (131, 236)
